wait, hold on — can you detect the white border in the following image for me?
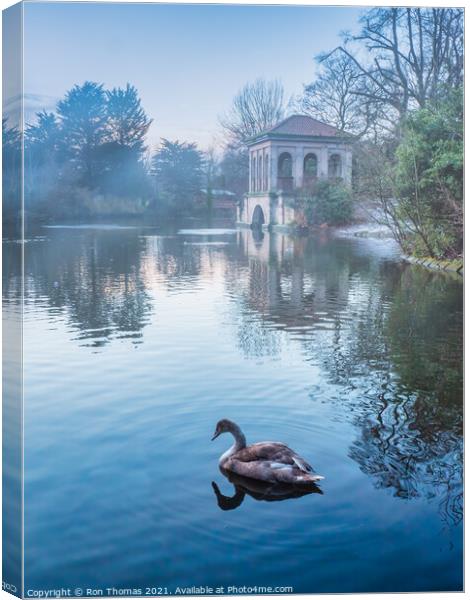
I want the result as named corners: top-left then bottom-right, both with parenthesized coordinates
top-left (0, 3), bottom-right (466, 600)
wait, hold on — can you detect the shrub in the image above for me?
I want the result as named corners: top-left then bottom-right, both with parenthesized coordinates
top-left (301, 180), bottom-right (353, 226)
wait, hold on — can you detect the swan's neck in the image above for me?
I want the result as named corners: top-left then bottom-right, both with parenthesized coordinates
top-left (219, 427), bottom-right (246, 465)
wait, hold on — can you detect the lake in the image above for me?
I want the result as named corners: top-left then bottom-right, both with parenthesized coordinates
top-left (3, 223), bottom-right (463, 594)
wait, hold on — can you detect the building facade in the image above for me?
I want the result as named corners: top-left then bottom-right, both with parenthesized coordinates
top-left (238, 114), bottom-right (353, 229)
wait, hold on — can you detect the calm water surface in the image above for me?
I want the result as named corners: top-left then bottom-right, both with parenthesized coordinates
top-left (3, 224), bottom-right (463, 593)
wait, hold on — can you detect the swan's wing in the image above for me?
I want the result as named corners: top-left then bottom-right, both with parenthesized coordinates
top-left (225, 458), bottom-right (276, 481)
top-left (233, 442), bottom-right (288, 462)
top-left (225, 456), bottom-right (323, 484)
top-left (235, 443), bottom-right (315, 473)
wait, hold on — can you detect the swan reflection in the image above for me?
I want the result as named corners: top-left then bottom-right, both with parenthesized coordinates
top-left (212, 468), bottom-right (322, 511)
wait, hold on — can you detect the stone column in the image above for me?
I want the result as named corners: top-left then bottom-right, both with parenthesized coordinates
top-left (258, 150), bottom-right (262, 192)
top-left (270, 144), bottom-right (278, 192)
top-left (319, 147), bottom-right (328, 179)
top-left (253, 151), bottom-right (257, 193)
top-left (248, 150), bottom-right (252, 193)
top-left (259, 150), bottom-right (263, 192)
top-left (294, 147), bottom-right (303, 188)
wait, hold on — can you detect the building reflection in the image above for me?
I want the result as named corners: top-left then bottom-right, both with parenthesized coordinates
top-left (232, 228), bottom-right (367, 337)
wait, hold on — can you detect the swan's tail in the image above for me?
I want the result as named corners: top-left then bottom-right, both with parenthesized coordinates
top-left (296, 473), bottom-right (324, 484)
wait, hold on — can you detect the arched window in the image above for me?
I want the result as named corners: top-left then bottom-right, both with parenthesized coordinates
top-left (304, 153), bottom-right (318, 177)
top-left (258, 155), bottom-right (263, 192)
top-left (303, 153), bottom-right (318, 186)
top-left (278, 152), bottom-right (293, 177)
top-left (328, 154), bottom-right (342, 178)
top-left (264, 154), bottom-right (269, 191)
top-left (277, 152), bottom-right (293, 191)
top-left (251, 155), bottom-right (256, 192)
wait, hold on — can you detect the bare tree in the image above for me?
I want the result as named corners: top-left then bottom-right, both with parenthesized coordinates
top-left (353, 139), bottom-right (407, 248)
top-left (299, 51), bottom-right (375, 138)
top-left (220, 78), bottom-right (286, 146)
top-left (331, 8), bottom-right (463, 120)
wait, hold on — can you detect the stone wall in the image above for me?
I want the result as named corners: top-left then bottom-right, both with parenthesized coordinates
top-left (240, 193), bottom-right (296, 229)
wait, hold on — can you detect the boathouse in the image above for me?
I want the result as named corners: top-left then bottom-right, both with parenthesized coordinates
top-left (238, 114), bottom-right (353, 229)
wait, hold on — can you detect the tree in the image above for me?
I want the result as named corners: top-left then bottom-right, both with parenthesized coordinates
top-left (332, 8), bottom-right (463, 122)
top-left (6, 81), bottom-right (155, 219)
top-left (218, 78), bottom-right (285, 198)
top-left (96, 85), bottom-right (152, 197)
top-left (25, 111), bottom-right (60, 147)
top-left (153, 139), bottom-right (204, 216)
top-left (351, 138), bottom-right (405, 243)
top-left (94, 142), bottom-right (152, 199)
top-left (57, 81), bottom-right (108, 186)
top-left (220, 78), bottom-right (286, 146)
top-left (202, 147), bottom-right (220, 214)
top-left (219, 144), bottom-right (249, 199)
top-left (25, 111), bottom-right (61, 204)
top-left (392, 87), bottom-right (463, 258)
top-left (105, 84), bottom-right (152, 153)
top-left (300, 51), bottom-right (374, 138)
top-left (314, 8), bottom-right (465, 258)
top-left (354, 88), bottom-right (463, 259)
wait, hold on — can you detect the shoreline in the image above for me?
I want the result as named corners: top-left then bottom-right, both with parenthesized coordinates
top-left (401, 254), bottom-right (463, 276)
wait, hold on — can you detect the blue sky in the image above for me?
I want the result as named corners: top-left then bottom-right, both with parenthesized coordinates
top-left (23, 2), bottom-right (363, 150)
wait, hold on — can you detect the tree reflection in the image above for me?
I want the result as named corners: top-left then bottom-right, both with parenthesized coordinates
top-left (23, 228), bottom-right (152, 347)
top-left (149, 235), bottom-right (204, 292)
top-left (348, 267), bottom-right (462, 524)
top-left (234, 229), bottom-right (462, 525)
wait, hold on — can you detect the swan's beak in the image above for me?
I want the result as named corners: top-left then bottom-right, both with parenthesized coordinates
top-left (211, 430), bottom-right (220, 441)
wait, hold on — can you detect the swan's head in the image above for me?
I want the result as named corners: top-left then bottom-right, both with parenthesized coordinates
top-left (211, 418), bottom-right (239, 441)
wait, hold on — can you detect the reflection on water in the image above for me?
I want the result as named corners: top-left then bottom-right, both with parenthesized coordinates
top-left (23, 230), bottom-right (152, 347)
top-left (3, 224), bottom-right (462, 593)
top-left (212, 469), bottom-right (322, 511)
top-left (236, 232), bottom-right (462, 522)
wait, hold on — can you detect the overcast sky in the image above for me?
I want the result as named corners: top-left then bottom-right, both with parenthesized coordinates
top-left (22, 2), bottom-right (363, 151)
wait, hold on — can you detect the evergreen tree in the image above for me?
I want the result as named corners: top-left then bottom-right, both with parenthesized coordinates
top-left (105, 84), bottom-right (152, 153)
top-left (94, 84), bottom-right (152, 197)
top-left (25, 111), bottom-right (61, 206)
top-left (153, 139), bottom-right (203, 216)
top-left (57, 81), bottom-right (108, 186)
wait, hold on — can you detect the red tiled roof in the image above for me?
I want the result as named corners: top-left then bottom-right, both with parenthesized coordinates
top-left (267, 114), bottom-right (341, 137)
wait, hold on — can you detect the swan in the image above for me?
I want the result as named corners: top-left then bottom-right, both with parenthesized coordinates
top-left (211, 419), bottom-right (324, 485)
